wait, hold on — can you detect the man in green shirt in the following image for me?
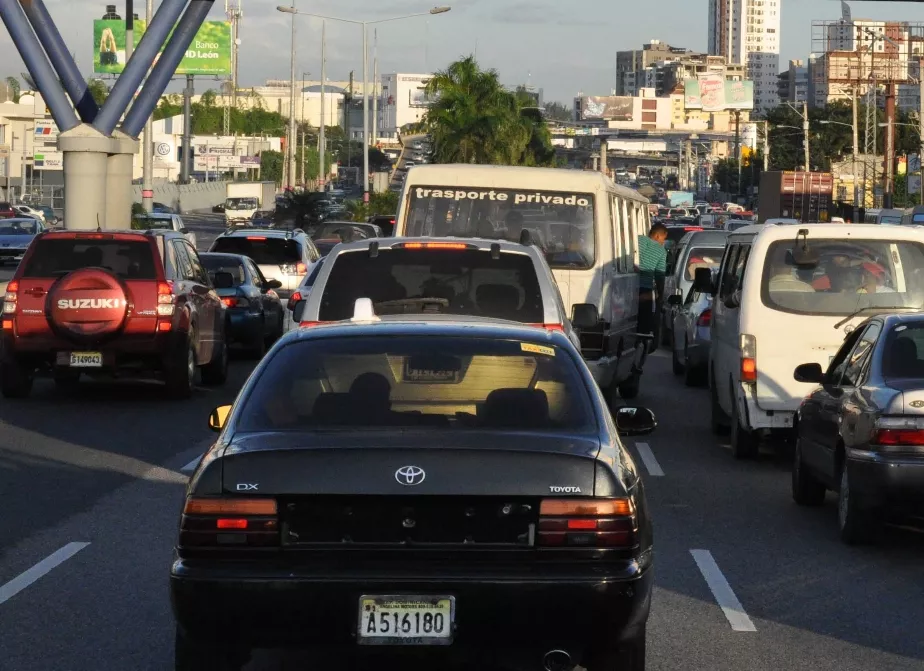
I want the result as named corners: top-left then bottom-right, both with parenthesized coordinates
top-left (636, 223), bottom-right (668, 350)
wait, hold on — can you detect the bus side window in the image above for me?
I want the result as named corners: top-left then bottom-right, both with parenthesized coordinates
top-left (717, 244), bottom-right (740, 300)
top-left (624, 199), bottom-right (638, 269)
top-left (613, 195), bottom-right (628, 273)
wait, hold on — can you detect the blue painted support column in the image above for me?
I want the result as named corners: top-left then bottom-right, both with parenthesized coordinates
top-left (19, 0), bottom-right (99, 123)
top-left (122, 0), bottom-right (213, 138)
top-left (0, 0), bottom-right (79, 131)
top-left (93, 0), bottom-right (189, 136)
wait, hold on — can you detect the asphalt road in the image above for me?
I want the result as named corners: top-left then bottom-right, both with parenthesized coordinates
top-left (2, 272), bottom-right (924, 668)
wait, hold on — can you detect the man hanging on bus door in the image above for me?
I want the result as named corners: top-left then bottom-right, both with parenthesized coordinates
top-left (636, 223), bottom-right (668, 354)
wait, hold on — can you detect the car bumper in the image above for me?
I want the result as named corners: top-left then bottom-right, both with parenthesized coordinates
top-left (171, 556), bottom-right (652, 657)
top-left (847, 449), bottom-right (924, 512)
top-left (226, 311), bottom-right (263, 343)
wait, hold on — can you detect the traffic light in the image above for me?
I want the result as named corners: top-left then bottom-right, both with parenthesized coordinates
top-left (741, 145), bottom-right (752, 167)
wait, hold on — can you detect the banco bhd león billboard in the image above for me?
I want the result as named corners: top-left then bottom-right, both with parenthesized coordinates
top-left (93, 19), bottom-right (231, 75)
top-left (684, 74), bottom-right (754, 112)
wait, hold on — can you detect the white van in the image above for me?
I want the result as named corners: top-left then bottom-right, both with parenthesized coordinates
top-left (395, 164), bottom-right (653, 400)
top-left (704, 223), bottom-right (924, 458)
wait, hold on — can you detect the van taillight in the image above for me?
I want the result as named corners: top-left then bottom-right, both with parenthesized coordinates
top-left (179, 497), bottom-right (279, 547)
top-left (2, 280), bottom-right (18, 315)
top-left (696, 309), bottom-right (712, 327)
top-left (740, 333), bottom-right (757, 383)
top-left (537, 498), bottom-right (638, 548)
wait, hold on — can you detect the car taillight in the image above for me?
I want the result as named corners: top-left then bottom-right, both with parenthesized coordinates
top-left (157, 281), bottom-right (175, 317)
top-left (289, 291), bottom-right (302, 303)
top-left (740, 333), bottom-right (757, 383)
top-left (537, 498), bottom-right (638, 548)
top-left (2, 280), bottom-right (18, 315)
top-left (696, 308), bottom-right (712, 327)
top-left (179, 497), bottom-right (279, 547)
top-left (873, 429), bottom-right (924, 446)
top-left (222, 296), bottom-right (249, 308)
top-left (296, 262), bottom-right (307, 274)
top-left (528, 323), bottom-right (564, 332)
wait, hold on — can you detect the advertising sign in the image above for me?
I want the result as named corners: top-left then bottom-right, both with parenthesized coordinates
top-left (34, 152), bottom-right (63, 170)
top-left (684, 77), bottom-right (754, 111)
top-left (93, 19), bottom-right (231, 75)
top-left (579, 96), bottom-right (633, 121)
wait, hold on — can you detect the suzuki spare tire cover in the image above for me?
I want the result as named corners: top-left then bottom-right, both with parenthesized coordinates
top-left (46, 268), bottom-right (131, 343)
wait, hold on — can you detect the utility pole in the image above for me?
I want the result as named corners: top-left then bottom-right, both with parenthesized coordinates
top-left (372, 29), bottom-right (378, 148)
top-left (802, 100), bottom-right (810, 172)
top-left (851, 84), bottom-right (860, 222)
top-left (885, 82), bottom-right (895, 209)
top-left (362, 22), bottom-right (370, 203)
top-left (763, 120), bottom-right (769, 171)
top-left (684, 138), bottom-right (692, 191)
top-left (181, 75), bottom-right (193, 184)
top-left (319, 21), bottom-right (326, 191)
top-left (125, 0), bottom-right (133, 61)
top-left (919, 56), bottom-right (924, 205)
top-left (141, 0), bottom-right (153, 211)
top-left (599, 136), bottom-right (607, 175)
top-left (286, 0), bottom-right (297, 189)
top-left (734, 109), bottom-right (741, 198)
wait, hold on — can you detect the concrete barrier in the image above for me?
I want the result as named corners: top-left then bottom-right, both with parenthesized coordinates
top-left (131, 181), bottom-right (231, 214)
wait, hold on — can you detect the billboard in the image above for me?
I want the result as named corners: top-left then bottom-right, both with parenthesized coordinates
top-left (93, 20), bottom-right (231, 75)
top-left (34, 151), bottom-right (63, 170)
top-left (580, 96), bottom-right (633, 121)
top-left (684, 75), bottom-right (754, 111)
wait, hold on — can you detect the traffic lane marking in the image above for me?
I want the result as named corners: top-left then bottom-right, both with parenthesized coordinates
top-left (0, 543), bottom-right (90, 606)
top-left (634, 441), bottom-right (665, 476)
top-left (182, 456), bottom-right (200, 472)
top-left (690, 549), bottom-right (757, 632)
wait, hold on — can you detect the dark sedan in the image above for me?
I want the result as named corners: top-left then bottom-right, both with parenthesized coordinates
top-left (199, 252), bottom-right (286, 358)
top-left (171, 320), bottom-right (656, 671)
top-left (311, 222), bottom-right (381, 256)
top-left (792, 313), bottom-right (924, 544)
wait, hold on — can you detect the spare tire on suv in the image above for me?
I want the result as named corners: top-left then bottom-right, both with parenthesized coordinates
top-left (46, 267), bottom-right (131, 344)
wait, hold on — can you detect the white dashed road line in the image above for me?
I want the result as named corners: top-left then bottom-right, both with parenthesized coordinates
top-left (181, 457), bottom-right (201, 473)
top-left (0, 542), bottom-right (90, 606)
top-left (690, 549), bottom-right (757, 632)
top-left (634, 442), bottom-right (664, 476)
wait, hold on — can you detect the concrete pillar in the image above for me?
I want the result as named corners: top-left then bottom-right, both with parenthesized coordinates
top-left (58, 125), bottom-right (112, 230)
top-left (107, 131), bottom-right (139, 228)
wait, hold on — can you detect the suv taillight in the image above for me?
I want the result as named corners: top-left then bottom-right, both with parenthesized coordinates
top-left (528, 323), bottom-right (564, 332)
top-left (696, 308), bottom-right (712, 327)
top-left (537, 498), bottom-right (638, 548)
top-left (156, 281), bottom-right (175, 330)
top-left (179, 497), bottom-right (279, 547)
top-left (2, 280), bottom-right (18, 315)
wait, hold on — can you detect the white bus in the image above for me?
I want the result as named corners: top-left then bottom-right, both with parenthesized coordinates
top-left (395, 164), bottom-right (653, 400)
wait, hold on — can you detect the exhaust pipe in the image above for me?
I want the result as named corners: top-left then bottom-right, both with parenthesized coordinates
top-left (543, 649), bottom-right (574, 671)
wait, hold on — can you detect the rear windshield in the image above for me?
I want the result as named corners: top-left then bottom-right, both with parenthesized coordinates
top-left (318, 248), bottom-right (544, 323)
top-left (684, 247), bottom-right (724, 281)
top-left (313, 223), bottom-right (377, 243)
top-left (210, 236), bottom-right (300, 265)
top-left (131, 215), bottom-right (172, 231)
top-left (882, 322), bottom-right (924, 378)
top-left (0, 220), bottom-right (40, 235)
top-left (226, 197), bottom-right (258, 210)
top-left (22, 239), bottom-right (157, 279)
top-left (760, 239), bottom-right (924, 316)
top-left (200, 255), bottom-right (246, 286)
top-left (236, 336), bottom-right (593, 432)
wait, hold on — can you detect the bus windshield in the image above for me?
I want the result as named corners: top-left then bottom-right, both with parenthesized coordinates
top-left (404, 186), bottom-right (595, 270)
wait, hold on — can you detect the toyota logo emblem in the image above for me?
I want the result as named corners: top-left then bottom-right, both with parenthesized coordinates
top-left (395, 465), bottom-right (426, 486)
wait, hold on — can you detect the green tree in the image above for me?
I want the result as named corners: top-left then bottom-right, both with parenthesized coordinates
top-left (87, 79), bottom-right (109, 106)
top-left (423, 55), bottom-right (555, 167)
top-left (543, 101), bottom-right (572, 122)
top-left (260, 150), bottom-right (283, 185)
top-left (5, 76), bottom-right (20, 103)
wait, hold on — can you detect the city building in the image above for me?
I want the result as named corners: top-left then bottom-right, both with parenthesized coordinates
top-left (708, 0), bottom-right (781, 113)
top-left (615, 40), bottom-right (693, 96)
top-left (777, 59), bottom-right (808, 104)
top-left (378, 73), bottom-right (433, 140)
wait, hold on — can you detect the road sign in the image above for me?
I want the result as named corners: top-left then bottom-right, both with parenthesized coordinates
top-left (0, 145), bottom-right (9, 158)
top-left (34, 152), bottom-right (63, 170)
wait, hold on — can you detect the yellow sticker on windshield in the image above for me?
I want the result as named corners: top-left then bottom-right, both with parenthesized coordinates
top-left (521, 343), bottom-right (555, 356)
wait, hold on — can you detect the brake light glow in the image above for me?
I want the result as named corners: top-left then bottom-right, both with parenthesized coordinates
top-left (289, 291), bottom-right (302, 303)
top-left (2, 319), bottom-right (11, 330)
top-left (696, 308), bottom-right (712, 327)
top-left (684, 227), bottom-right (703, 231)
top-left (872, 429), bottom-right (924, 446)
top-left (3, 281), bottom-right (18, 315)
top-left (528, 323), bottom-right (564, 332)
top-left (246, 236), bottom-right (267, 240)
top-left (296, 262), bottom-right (307, 274)
top-left (537, 498), bottom-right (638, 548)
top-left (222, 297), bottom-right (249, 308)
top-left (74, 233), bottom-right (112, 239)
top-left (299, 320), bottom-right (331, 328)
top-left (180, 497), bottom-right (279, 548)
top-left (740, 333), bottom-right (757, 384)
top-left (156, 281), bottom-right (175, 317)
top-left (400, 242), bottom-right (468, 250)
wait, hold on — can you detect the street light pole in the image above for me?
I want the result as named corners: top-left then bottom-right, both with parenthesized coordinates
top-left (319, 21), bottom-right (326, 192)
top-left (287, 0), bottom-right (297, 190)
top-left (852, 87), bottom-right (860, 222)
top-left (362, 21), bottom-right (369, 202)
top-left (141, 0), bottom-right (153, 212)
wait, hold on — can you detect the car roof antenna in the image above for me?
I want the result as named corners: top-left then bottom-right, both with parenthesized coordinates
top-left (96, 214), bottom-right (102, 232)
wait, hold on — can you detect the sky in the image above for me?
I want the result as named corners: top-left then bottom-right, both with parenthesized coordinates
top-left (4, 0), bottom-right (924, 104)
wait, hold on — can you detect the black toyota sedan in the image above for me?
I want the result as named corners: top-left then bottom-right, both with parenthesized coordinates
top-left (792, 313), bottom-right (924, 544)
top-left (171, 319), bottom-right (656, 671)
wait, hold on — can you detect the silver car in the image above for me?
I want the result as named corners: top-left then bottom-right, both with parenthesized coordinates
top-left (296, 237), bottom-right (582, 350)
top-left (662, 229), bottom-right (728, 346)
top-left (132, 212), bottom-right (197, 249)
top-left (0, 217), bottom-right (44, 265)
top-left (667, 268), bottom-right (716, 387)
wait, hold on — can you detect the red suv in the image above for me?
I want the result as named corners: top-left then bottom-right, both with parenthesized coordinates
top-left (0, 202), bottom-right (16, 219)
top-left (0, 229), bottom-right (228, 399)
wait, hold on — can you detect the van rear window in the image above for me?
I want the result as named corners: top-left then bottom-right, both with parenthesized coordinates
top-left (760, 239), bottom-right (924, 315)
top-left (22, 239), bottom-right (157, 279)
top-left (318, 248), bottom-right (544, 323)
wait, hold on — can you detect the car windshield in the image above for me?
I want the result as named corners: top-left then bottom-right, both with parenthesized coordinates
top-left (200, 255), bottom-right (246, 286)
top-left (210, 236), bottom-right (301, 265)
top-left (21, 239), bottom-right (157, 279)
top-left (404, 186), bottom-right (595, 270)
top-left (880, 216), bottom-right (902, 224)
top-left (882, 322), bottom-right (924, 378)
top-left (235, 336), bottom-right (593, 432)
top-left (684, 247), bottom-right (724, 281)
top-left (225, 197), bottom-right (258, 210)
top-left (0, 220), bottom-right (39, 235)
top-left (761, 238), bottom-right (924, 315)
top-left (131, 215), bottom-right (172, 231)
top-left (318, 247), bottom-right (545, 322)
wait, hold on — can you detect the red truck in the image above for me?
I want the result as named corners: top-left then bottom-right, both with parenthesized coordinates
top-left (757, 171), bottom-right (834, 223)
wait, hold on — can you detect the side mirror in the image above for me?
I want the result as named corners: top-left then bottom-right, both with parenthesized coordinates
top-left (571, 303), bottom-right (600, 330)
top-left (213, 271), bottom-right (235, 289)
top-left (614, 406), bottom-right (657, 436)
top-left (693, 266), bottom-right (714, 294)
top-left (179, 227), bottom-right (189, 234)
top-left (723, 290), bottom-right (741, 309)
top-left (264, 278), bottom-right (283, 290)
top-left (794, 362), bottom-right (825, 384)
top-left (208, 404), bottom-right (232, 432)
top-left (666, 294), bottom-right (683, 306)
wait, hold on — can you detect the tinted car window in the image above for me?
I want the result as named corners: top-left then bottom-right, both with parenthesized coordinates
top-left (318, 248), bottom-right (544, 323)
top-left (683, 247), bottom-right (724, 281)
top-left (0, 220), bottom-right (40, 235)
top-left (882, 322), bottom-right (924, 378)
top-left (210, 236), bottom-right (301, 265)
top-left (22, 239), bottom-right (156, 279)
top-left (201, 255), bottom-right (246, 286)
top-left (236, 336), bottom-right (593, 432)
